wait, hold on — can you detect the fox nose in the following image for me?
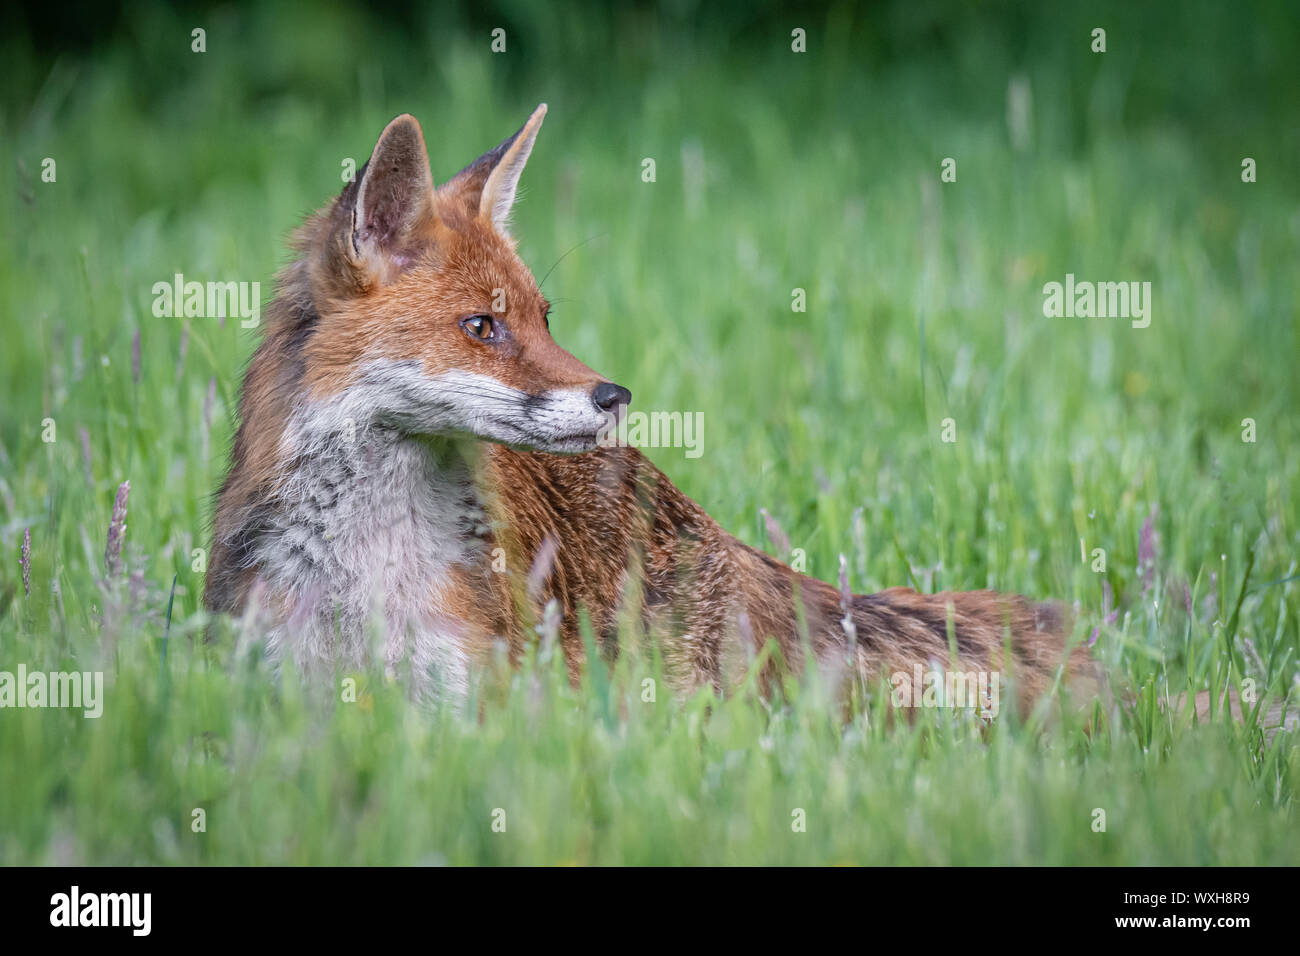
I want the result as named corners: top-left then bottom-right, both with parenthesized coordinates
top-left (591, 382), bottom-right (631, 412)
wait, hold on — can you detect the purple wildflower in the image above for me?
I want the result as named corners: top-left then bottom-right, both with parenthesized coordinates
top-left (104, 480), bottom-right (130, 578)
top-left (21, 528), bottom-right (31, 597)
top-left (1089, 578), bottom-right (1118, 647)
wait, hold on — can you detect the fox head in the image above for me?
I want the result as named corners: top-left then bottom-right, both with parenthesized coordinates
top-left (289, 104), bottom-right (629, 454)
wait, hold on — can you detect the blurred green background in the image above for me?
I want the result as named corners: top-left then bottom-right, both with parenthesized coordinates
top-left (0, 0), bottom-right (1297, 864)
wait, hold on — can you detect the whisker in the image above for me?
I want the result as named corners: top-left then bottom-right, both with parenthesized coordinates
top-left (538, 232), bottom-right (606, 290)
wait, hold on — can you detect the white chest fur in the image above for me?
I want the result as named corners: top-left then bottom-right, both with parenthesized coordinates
top-left (257, 425), bottom-right (485, 700)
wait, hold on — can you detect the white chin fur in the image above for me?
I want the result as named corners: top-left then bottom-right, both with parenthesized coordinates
top-left (287, 361), bottom-right (609, 454)
top-left (509, 385), bottom-right (612, 453)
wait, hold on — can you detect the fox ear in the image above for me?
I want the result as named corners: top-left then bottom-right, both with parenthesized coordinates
top-left (442, 103), bottom-right (546, 236)
top-left (348, 114), bottom-right (434, 271)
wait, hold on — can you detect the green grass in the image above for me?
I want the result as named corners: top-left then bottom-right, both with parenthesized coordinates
top-left (1, 0), bottom-right (1298, 864)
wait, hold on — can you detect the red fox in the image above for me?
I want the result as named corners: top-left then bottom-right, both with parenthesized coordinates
top-left (206, 104), bottom-right (1095, 713)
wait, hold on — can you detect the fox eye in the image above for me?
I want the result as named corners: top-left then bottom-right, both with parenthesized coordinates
top-left (461, 314), bottom-right (496, 341)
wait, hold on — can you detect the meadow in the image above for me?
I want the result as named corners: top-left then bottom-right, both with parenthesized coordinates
top-left (1, 1), bottom-right (1297, 864)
